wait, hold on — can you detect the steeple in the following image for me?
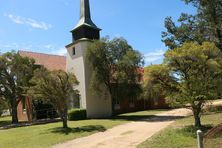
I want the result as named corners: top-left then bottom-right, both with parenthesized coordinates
top-left (71, 0), bottom-right (101, 41)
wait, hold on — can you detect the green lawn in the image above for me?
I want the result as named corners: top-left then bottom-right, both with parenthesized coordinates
top-left (0, 109), bottom-right (165, 148)
top-left (138, 110), bottom-right (222, 148)
top-left (204, 130), bottom-right (222, 148)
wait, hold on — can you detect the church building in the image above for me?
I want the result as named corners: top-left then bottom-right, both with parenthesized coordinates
top-left (18, 0), bottom-right (167, 121)
top-left (65, 0), bottom-right (112, 118)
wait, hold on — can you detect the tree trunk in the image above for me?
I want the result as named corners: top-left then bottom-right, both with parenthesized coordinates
top-left (61, 108), bottom-right (68, 128)
top-left (111, 97), bottom-right (115, 116)
top-left (194, 114), bottom-right (201, 127)
top-left (192, 102), bottom-right (202, 128)
top-left (62, 116), bottom-right (68, 129)
top-left (11, 99), bottom-right (18, 124)
top-left (108, 86), bottom-right (115, 116)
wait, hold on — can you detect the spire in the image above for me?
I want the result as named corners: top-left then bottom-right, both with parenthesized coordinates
top-left (80, 0), bottom-right (91, 20)
top-left (73, 0), bottom-right (100, 31)
top-left (71, 0), bottom-right (101, 41)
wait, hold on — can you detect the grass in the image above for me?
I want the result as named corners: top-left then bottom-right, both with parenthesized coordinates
top-left (0, 109), bottom-right (165, 148)
top-left (204, 130), bottom-right (222, 148)
top-left (138, 110), bottom-right (222, 148)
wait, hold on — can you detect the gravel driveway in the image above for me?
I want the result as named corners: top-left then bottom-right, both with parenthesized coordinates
top-left (54, 108), bottom-right (191, 148)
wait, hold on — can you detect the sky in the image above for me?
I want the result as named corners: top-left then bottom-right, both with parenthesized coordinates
top-left (0, 0), bottom-right (196, 66)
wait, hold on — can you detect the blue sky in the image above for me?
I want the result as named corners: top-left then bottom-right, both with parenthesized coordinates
top-left (0, 0), bottom-right (196, 66)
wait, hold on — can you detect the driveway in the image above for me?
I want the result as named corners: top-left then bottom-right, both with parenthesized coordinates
top-left (54, 108), bottom-right (191, 148)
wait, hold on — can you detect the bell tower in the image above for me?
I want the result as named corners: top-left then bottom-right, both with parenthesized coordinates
top-left (71, 0), bottom-right (100, 41)
top-left (66, 0), bottom-right (112, 118)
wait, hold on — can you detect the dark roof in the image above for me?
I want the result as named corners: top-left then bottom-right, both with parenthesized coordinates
top-left (18, 50), bottom-right (66, 71)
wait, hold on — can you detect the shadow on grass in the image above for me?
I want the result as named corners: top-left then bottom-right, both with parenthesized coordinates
top-left (112, 115), bottom-right (185, 122)
top-left (204, 105), bottom-right (222, 115)
top-left (177, 124), bottom-right (213, 138)
top-left (49, 125), bottom-right (106, 135)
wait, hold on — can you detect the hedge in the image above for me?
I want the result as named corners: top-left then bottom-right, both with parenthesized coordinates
top-left (68, 109), bottom-right (87, 121)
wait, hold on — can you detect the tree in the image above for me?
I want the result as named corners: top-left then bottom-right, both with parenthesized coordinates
top-left (143, 64), bottom-right (178, 103)
top-left (163, 42), bottom-right (222, 127)
top-left (183, 0), bottom-right (222, 49)
top-left (0, 51), bottom-right (35, 123)
top-left (162, 0), bottom-right (222, 50)
top-left (86, 37), bottom-right (144, 112)
top-left (28, 68), bottom-right (79, 128)
top-left (0, 96), bottom-right (8, 116)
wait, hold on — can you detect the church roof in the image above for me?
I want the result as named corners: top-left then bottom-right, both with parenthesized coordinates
top-left (18, 50), bottom-right (66, 71)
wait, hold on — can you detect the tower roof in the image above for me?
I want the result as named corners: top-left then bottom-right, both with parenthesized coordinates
top-left (72, 0), bottom-right (100, 31)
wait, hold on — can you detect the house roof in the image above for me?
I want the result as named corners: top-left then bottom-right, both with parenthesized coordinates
top-left (18, 50), bottom-right (66, 71)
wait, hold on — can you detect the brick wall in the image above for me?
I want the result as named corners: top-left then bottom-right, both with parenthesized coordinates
top-left (17, 97), bottom-right (33, 122)
top-left (114, 98), bottom-right (169, 114)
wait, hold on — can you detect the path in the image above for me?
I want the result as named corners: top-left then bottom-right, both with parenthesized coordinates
top-left (54, 108), bottom-right (191, 148)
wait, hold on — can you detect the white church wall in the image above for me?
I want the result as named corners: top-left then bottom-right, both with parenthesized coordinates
top-left (66, 41), bottom-right (87, 109)
top-left (66, 40), bottom-right (112, 118)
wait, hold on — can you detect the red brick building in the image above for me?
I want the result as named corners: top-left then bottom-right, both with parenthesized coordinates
top-left (17, 50), bottom-right (66, 121)
top-left (17, 50), bottom-right (168, 121)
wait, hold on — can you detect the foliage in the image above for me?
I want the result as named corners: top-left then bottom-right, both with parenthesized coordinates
top-left (162, 0), bottom-right (222, 50)
top-left (0, 51), bottom-right (35, 123)
top-left (147, 42), bottom-right (222, 127)
top-left (0, 116), bottom-right (11, 127)
top-left (143, 64), bottom-right (177, 103)
top-left (86, 37), bottom-right (144, 110)
top-left (28, 68), bottom-right (79, 128)
top-left (0, 97), bottom-right (8, 116)
top-left (163, 42), bottom-right (222, 127)
top-left (68, 109), bottom-right (87, 121)
top-left (32, 100), bottom-right (58, 120)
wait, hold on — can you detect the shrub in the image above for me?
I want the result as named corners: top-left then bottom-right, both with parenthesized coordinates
top-left (32, 100), bottom-right (58, 120)
top-left (68, 109), bottom-right (87, 121)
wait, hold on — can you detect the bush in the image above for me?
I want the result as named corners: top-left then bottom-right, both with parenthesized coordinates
top-left (32, 100), bottom-right (58, 119)
top-left (68, 109), bottom-right (87, 121)
top-left (205, 105), bottom-right (222, 113)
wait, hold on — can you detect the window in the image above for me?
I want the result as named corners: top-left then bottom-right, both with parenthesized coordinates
top-left (73, 47), bottom-right (76, 55)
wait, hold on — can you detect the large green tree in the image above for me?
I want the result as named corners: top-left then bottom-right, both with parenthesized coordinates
top-left (0, 97), bottom-right (9, 116)
top-left (162, 42), bottom-right (222, 127)
top-left (86, 37), bottom-right (144, 112)
top-left (162, 0), bottom-right (222, 50)
top-left (28, 68), bottom-right (79, 128)
top-left (0, 51), bottom-right (35, 123)
top-left (143, 64), bottom-right (177, 103)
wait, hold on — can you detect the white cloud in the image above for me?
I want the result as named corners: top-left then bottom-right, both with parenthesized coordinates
top-left (43, 44), bottom-right (67, 56)
top-left (54, 48), bottom-right (67, 56)
top-left (0, 41), bottom-right (67, 57)
top-left (43, 44), bottom-right (54, 49)
top-left (144, 49), bottom-right (165, 64)
top-left (5, 13), bottom-right (52, 30)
